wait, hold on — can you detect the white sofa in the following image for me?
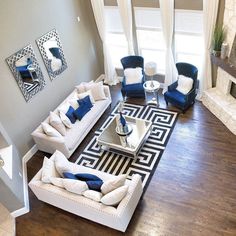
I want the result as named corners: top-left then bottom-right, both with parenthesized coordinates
top-left (31, 84), bottom-right (111, 158)
top-left (29, 155), bottom-right (143, 232)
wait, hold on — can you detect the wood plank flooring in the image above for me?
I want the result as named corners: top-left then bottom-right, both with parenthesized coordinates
top-left (16, 84), bottom-right (236, 236)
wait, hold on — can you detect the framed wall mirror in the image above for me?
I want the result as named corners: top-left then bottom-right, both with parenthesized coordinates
top-left (6, 44), bottom-right (46, 102)
top-left (36, 29), bottom-right (67, 80)
top-left (229, 34), bottom-right (236, 68)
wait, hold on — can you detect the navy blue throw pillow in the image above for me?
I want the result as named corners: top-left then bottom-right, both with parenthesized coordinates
top-left (66, 106), bottom-right (76, 124)
top-left (63, 172), bottom-right (77, 180)
top-left (73, 104), bottom-right (90, 121)
top-left (78, 95), bottom-right (93, 109)
top-left (86, 180), bottom-right (103, 191)
top-left (75, 173), bottom-right (103, 182)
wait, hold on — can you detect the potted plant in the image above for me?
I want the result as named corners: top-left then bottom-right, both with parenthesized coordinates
top-left (212, 25), bottom-right (225, 57)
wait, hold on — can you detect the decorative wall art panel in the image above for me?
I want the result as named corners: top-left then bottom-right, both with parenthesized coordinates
top-left (6, 44), bottom-right (46, 102)
top-left (36, 29), bottom-right (67, 80)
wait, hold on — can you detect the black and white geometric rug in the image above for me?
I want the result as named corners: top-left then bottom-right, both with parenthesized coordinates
top-left (76, 103), bottom-right (178, 191)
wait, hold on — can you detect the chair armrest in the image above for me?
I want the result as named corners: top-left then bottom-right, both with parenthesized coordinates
top-left (117, 174), bottom-right (143, 218)
top-left (31, 131), bottom-right (70, 158)
top-left (168, 81), bottom-right (178, 91)
top-left (185, 88), bottom-right (197, 103)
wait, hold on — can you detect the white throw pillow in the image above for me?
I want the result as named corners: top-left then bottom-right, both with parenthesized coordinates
top-left (77, 90), bottom-right (95, 104)
top-left (63, 179), bottom-right (88, 195)
top-left (82, 190), bottom-right (103, 202)
top-left (124, 67), bottom-right (143, 85)
top-left (41, 122), bottom-right (62, 137)
top-left (50, 177), bottom-right (64, 188)
top-left (54, 150), bottom-right (71, 176)
top-left (101, 185), bottom-right (128, 206)
top-left (58, 101), bottom-right (71, 114)
top-left (101, 174), bottom-right (127, 195)
top-left (41, 157), bottom-right (60, 183)
top-left (49, 111), bottom-right (66, 136)
top-left (84, 81), bottom-right (106, 101)
top-left (76, 81), bottom-right (94, 94)
top-left (59, 111), bottom-right (72, 129)
top-left (176, 75), bottom-right (194, 95)
top-left (68, 98), bottom-right (79, 110)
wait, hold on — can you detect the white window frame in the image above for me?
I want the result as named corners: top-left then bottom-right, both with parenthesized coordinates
top-left (134, 7), bottom-right (166, 75)
top-left (174, 9), bottom-right (204, 64)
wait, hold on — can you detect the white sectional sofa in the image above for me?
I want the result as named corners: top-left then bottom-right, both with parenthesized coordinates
top-left (31, 84), bottom-right (111, 158)
top-left (29, 153), bottom-right (143, 232)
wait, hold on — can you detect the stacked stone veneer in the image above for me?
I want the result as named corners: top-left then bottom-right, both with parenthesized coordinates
top-left (202, 0), bottom-right (236, 135)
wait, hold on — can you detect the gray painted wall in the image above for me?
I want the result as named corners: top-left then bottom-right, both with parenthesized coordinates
top-left (0, 0), bottom-right (103, 157)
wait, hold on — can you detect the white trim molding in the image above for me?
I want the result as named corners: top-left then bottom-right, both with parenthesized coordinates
top-left (10, 144), bottom-right (38, 218)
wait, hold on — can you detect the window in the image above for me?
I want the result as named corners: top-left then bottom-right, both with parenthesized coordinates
top-left (174, 10), bottom-right (204, 72)
top-left (104, 6), bottom-right (128, 68)
top-left (134, 8), bottom-right (166, 74)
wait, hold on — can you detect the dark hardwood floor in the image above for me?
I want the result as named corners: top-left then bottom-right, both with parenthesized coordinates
top-left (16, 84), bottom-right (236, 236)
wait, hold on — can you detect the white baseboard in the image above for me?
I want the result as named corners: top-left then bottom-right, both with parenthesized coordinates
top-left (10, 145), bottom-right (38, 218)
top-left (95, 74), bottom-right (105, 83)
top-left (23, 144), bottom-right (38, 163)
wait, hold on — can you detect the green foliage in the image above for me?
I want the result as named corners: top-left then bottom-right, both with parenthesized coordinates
top-left (212, 26), bottom-right (225, 51)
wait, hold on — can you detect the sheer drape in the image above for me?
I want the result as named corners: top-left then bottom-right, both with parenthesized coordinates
top-left (117, 0), bottom-right (134, 55)
top-left (198, 0), bottom-right (219, 98)
top-left (91, 0), bottom-right (118, 85)
top-left (159, 0), bottom-right (178, 93)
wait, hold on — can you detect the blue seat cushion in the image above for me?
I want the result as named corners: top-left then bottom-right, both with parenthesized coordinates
top-left (164, 90), bottom-right (186, 106)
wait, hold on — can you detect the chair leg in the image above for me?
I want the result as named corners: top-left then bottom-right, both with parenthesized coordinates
top-left (165, 99), bottom-right (168, 106)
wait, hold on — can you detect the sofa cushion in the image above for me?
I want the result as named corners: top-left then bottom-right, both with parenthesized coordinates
top-left (63, 179), bottom-right (88, 195)
top-left (78, 95), bottom-right (93, 109)
top-left (77, 90), bottom-right (95, 104)
top-left (54, 150), bottom-right (72, 176)
top-left (82, 190), bottom-right (103, 202)
top-left (75, 173), bottom-right (103, 182)
top-left (101, 185), bottom-right (129, 206)
top-left (59, 111), bottom-right (72, 129)
top-left (63, 172), bottom-right (78, 180)
top-left (49, 111), bottom-right (66, 136)
top-left (66, 106), bottom-right (76, 124)
top-left (101, 174), bottom-right (127, 194)
top-left (74, 103), bottom-right (91, 121)
top-left (65, 99), bottom-right (110, 151)
top-left (50, 177), bottom-right (64, 188)
top-left (84, 81), bottom-right (106, 101)
top-left (41, 157), bottom-right (60, 183)
top-left (41, 122), bottom-right (62, 137)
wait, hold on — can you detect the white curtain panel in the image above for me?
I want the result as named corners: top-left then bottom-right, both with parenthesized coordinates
top-left (117, 0), bottom-right (135, 55)
top-left (159, 0), bottom-right (178, 93)
top-left (91, 0), bottom-right (118, 85)
top-left (198, 0), bottom-right (219, 99)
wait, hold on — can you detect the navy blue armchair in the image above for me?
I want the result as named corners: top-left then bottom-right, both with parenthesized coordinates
top-left (120, 56), bottom-right (145, 98)
top-left (164, 62), bottom-right (198, 113)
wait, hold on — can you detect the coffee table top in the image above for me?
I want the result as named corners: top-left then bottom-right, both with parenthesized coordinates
top-left (97, 115), bottom-right (152, 154)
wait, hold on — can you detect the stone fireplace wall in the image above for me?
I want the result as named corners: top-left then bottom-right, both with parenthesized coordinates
top-left (216, 0), bottom-right (236, 90)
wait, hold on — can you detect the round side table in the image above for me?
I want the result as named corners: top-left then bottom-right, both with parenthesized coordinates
top-left (143, 80), bottom-right (160, 106)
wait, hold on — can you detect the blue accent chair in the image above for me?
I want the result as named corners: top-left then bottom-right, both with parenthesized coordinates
top-left (120, 56), bottom-right (145, 98)
top-left (164, 62), bottom-right (198, 113)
